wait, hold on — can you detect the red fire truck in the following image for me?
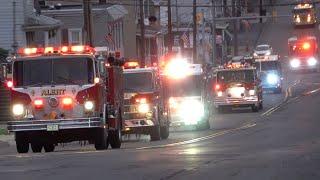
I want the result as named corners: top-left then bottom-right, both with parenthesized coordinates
top-left (288, 36), bottom-right (319, 71)
top-left (213, 60), bottom-right (263, 112)
top-left (122, 62), bottom-right (170, 141)
top-left (4, 45), bottom-right (124, 153)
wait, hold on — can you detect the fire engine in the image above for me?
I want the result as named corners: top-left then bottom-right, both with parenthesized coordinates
top-left (162, 57), bottom-right (211, 130)
top-left (292, 3), bottom-right (317, 27)
top-left (213, 59), bottom-right (263, 112)
top-left (122, 62), bottom-right (169, 141)
top-left (4, 45), bottom-right (124, 153)
top-left (255, 55), bottom-right (283, 93)
top-left (288, 36), bottom-right (319, 71)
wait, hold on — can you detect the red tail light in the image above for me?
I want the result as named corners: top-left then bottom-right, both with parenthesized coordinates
top-left (6, 80), bottom-right (13, 88)
top-left (135, 98), bottom-right (147, 104)
top-left (62, 97), bottom-right (73, 109)
top-left (34, 99), bottom-right (44, 109)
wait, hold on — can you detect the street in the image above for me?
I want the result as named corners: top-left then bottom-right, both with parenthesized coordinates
top-left (1, 1), bottom-right (320, 180)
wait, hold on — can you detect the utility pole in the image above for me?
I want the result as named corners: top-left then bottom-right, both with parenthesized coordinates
top-left (211, 0), bottom-right (216, 65)
top-left (139, 0), bottom-right (146, 66)
top-left (193, 0), bottom-right (197, 63)
top-left (83, 0), bottom-right (93, 46)
top-left (12, 1), bottom-right (18, 55)
top-left (168, 0), bottom-right (173, 53)
top-left (232, 0), bottom-right (238, 56)
top-left (259, 0), bottom-right (263, 23)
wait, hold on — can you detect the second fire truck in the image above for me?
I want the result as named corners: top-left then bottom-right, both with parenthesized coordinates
top-left (213, 59), bottom-right (263, 112)
top-left (288, 36), bottom-right (319, 71)
top-left (123, 62), bottom-right (170, 141)
top-left (292, 2), bottom-right (317, 27)
top-left (4, 45), bottom-right (124, 153)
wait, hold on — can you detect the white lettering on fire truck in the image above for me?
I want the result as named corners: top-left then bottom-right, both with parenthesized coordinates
top-left (41, 89), bottom-right (66, 96)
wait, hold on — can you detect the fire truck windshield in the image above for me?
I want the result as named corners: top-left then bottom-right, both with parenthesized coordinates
top-left (217, 70), bottom-right (255, 83)
top-left (13, 57), bottom-right (94, 87)
top-left (124, 72), bottom-right (154, 93)
top-left (259, 61), bottom-right (280, 71)
top-left (293, 8), bottom-right (312, 15)
top-left (168, 75), bottom-right (202, 97)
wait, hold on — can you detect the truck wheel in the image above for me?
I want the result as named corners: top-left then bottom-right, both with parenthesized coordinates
top-left (108, 129), bottom-right (121, 149)
top-left (44, 144), bottom-right (55, 153)
top-left (31, 142), bottom-right (43, 153)
top-left (15, 133), bottom-right (29, 153)
top-left (252, 105), bottom-right (259, 112)
top-left (160, 125), bottom-right (169, 139)
top-left (94, 128), bottom-right (108, 150)
top-left (150, 125), bottom-right (161, 141)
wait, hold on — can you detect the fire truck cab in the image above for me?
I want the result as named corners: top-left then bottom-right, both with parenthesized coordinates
top-left (292, 3), bottom-right (317, 27)
top-left (288, 36), bottom-right (319, 71)
top-left (123, 62), bottom-right (169, 141)
top-left (163, 58), bottom-right (211, 130)
top-left (5, 45), bottom-right (124, 153)
top-left (255, 55), bottom-right (283, 93)
top-left (213, 59), bottom-right (263, 112)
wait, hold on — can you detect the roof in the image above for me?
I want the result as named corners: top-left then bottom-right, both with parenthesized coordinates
top-left (124, 67), bottom-right (157, 74)
top-left (23, 14), bottom-right (62, 31)
top-left (255, 55), bottom-right (279, 62)
top-left (294, 3), bottom-right (313, 9)
top-left (42, 5), bottom-right (128, 21)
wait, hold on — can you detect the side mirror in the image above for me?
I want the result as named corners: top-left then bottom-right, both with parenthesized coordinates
top-left (1, 64), bottom-right (7, 81)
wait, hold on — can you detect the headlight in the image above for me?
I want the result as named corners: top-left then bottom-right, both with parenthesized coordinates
top-left (290, 59), bottom-right (300, 68)
top-left (267, 73), bottom-right (279, 85)
top-left (217, 91), bottom-right (223, 97)
top-left (307, 57), bottom-right (317, 66)
top-left (296, 16), bottom-right (301, 23)
top-left (249, 90), bottom-right (255, 96)
top-left (253, 52), bottom-right (258, 56)
top-left (12, 104), bottom-right (25, 116)
top-left (178, 99), bottom-right (204, 125)
top-left (138, 103), bottom-right (150, 114)
top-left (265, 51), bottom-right (271, 55)
top-left (84, 101), bottom-right (94, 111)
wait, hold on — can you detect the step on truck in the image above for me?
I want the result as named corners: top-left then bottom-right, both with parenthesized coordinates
top-left (3, 45), bottom-right (124, 153)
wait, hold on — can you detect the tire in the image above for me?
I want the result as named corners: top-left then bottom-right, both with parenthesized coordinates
top-left (43, 144), bottom-right (55, 153)
top-left (150, 125), bottom-right (161, 141)
top-left (108, 129), bottom-right (121, 149)
top-left (259, 102), bottom-right (263, 110)
top-left (31, 142), bottom-right (42, 153)
top-left (94, 128), bottom-right (108, 150)
top-left (252, 105), bottom-right (259, 112)
top-left (15, 133), bottom-right (29, 153)
top-left (160, 125), bottom-right (169, 139)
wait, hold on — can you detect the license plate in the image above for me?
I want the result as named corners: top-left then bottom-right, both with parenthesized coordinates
top-left (47, 124), bottom-right (59, 131)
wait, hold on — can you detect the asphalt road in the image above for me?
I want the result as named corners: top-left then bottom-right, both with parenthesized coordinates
top-left (1, 1), bottom-right (320, 179)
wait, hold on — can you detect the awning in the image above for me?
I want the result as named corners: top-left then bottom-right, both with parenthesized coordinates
top-left (106, 5), bottom-right (128, 21)
top-left (23, 14), bottom-right (62, 31)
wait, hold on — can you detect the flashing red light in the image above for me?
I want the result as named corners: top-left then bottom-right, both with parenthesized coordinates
top-left (18, 45), bottom-right (95, 56)
top-left (124, 62), bottom-right (139, 69)
top-left (94, 77), bottom-right (100, 84)
top-left (62, 97), bottom-right (73, 109)
top-left (6, 81), bottom-right (13, 88)
top-left (135, 98), bottom-right (147, 104)
top-left (215, 84), bottom-right (220, 91)
top-left (60, 46), bottom-right (69, 53)
top-left (303, 42), bottom-right (311, 50)
top-left (44, 47), bottom-right (54, 53)
top-left (34, 99), bottom-right (44, 109)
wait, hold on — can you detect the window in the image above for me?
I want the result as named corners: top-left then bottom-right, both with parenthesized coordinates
top-left (68, 28), bottom-right (82, 45)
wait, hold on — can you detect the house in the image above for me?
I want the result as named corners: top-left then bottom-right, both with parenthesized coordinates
top-left (0, 0), bottom-right (62, 53)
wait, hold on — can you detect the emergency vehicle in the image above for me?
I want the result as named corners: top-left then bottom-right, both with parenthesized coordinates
top-left (292, 2), bottom-right (317, 26)
top-left (292, 3), bottom-right (317, 27)
top-left (4, 45), bottom-right (124, 153)
top-left (162, 58), bottom-right (211, 130)
top-left (255, 55), bottom-right (283, 93)
top-left (213, 59), bottom-right (263, 112)
top-left (288, 36), bottom-right (319, 71)
top-left (123, 62), bottom-right (169, 141)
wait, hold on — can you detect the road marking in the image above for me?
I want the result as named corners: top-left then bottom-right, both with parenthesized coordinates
top-left (136, 123), bottom-right (257, 150)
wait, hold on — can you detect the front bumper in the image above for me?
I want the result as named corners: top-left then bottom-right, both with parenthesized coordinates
top-left (291, 65), bottom-right (319, 71)
top-left (7, 117), bottom-right (102, 132)
top-left (214, 96), bottom-right (258, 107)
